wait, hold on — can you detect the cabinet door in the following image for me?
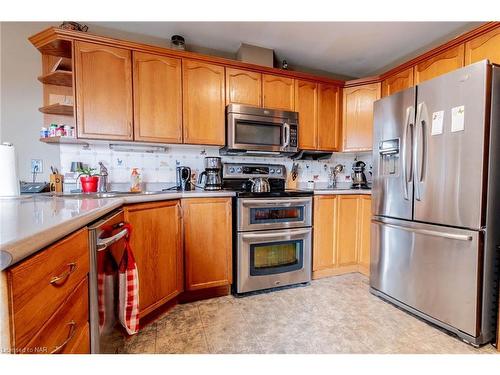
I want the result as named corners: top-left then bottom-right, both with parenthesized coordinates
top-left (465, 26), bottom-right (500, 65)
top-left (317, 84), bottom-right (341, 151)
top-left (226, 67), bottom-right (262, 106)
top-left (262, 74), bottom-right (294, 110)
top-left (357, 196), bottom-right (372, 275)
top-left (124, 200), bottom-right (183, 317)
top-left (75, 41), bottom-right (133, 140)
top-left (382, 67), bottom-right (414, 97)
top-left (182, 59), bottom-right (225, 145)
top-left (182, 198), bottom-right (232, 291)
top-left (313, 196), bottom-right (337, 271)
top-left (295, 80), bottom-right (318, 150)
top-left (342, 83), bottom-right (381, 151)
top-left (133, 52), bottom-right (182, 143)
top-left (414, 44), bottom-right (465, 84)
top-left (336, 195), bottom-right (360, 267)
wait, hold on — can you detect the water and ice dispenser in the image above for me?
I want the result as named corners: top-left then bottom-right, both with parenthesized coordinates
top-left (378, 138), bottom-right (400, 176)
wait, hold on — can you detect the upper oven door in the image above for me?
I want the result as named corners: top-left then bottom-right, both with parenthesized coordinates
top-left (227, 113), bottom-right (290, 152)
top-left (238, 197), bottom-right (312, 231)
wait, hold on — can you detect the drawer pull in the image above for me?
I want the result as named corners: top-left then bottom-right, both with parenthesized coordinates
top-left (50, 263), bottom-right (77, 285)
top-left (50, 320), bottom-right (77, 354)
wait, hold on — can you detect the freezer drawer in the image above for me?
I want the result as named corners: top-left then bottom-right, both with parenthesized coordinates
top-left (370, 217), bottom-right (481, 337)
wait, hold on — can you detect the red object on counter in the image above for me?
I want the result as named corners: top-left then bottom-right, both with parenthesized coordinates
top-left (80, 176), bottom-right (99, 193)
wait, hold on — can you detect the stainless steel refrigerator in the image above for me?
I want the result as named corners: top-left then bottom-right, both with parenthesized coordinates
top-left (371, 60), bottom-right (500, 346)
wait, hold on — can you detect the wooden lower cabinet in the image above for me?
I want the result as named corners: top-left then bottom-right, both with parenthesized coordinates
top-left (124, 200), bottom-right (183, 317)
top-left (182, 198), bottom-right (232, 291)
top-left (312, 194), bottom-right (372, 279)
top-left (6, 228), bottom-right (90, 354)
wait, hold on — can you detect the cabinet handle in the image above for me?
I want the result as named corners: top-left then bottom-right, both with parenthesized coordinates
top-left (50, 320), bottom-right (77, 354)
top-left (50, 263), bottom-right (77, 285)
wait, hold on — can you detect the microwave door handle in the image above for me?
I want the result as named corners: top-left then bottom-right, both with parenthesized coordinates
top-left (283, 122), bottom-right (290, 149)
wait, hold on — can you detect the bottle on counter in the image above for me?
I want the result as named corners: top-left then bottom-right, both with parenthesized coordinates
top-left (130, 168), bottom-right (142, 192)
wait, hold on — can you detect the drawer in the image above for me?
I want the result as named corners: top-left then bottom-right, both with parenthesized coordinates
top-left (24, 277), bottom-right (89, 354)
top-left (7, 228), bottom-right (89, 349)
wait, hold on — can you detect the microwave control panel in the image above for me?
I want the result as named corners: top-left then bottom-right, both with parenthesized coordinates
top-left (289, 125), bottom-right (298, 147)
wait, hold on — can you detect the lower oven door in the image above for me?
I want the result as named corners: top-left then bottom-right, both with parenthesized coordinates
top-left (238, 197), bottom-right (312, 231)
top-left (236, 227), bottom-right (312, 294)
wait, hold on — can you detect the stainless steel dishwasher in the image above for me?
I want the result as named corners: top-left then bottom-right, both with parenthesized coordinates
top-left (88, 209), bottom-right (129, 354)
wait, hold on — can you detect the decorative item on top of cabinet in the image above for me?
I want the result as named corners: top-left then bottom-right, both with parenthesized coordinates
top-left (182, 59), bottom-right (226, 145)
top-left (357, 195), bottom-right (371, 276)
top-left (74, 41), bottom-right (133, 140)
top-left (133, 52), bottom-right (182, 143)
top-left (262, 73), bottom-right (294, 111)
top-left (123, 200), bottom-right (183, 318)
top-left (225, 67), bottom-right (262, 107)
top-left (342, 82), bottom-right (381, 151)
top-left (382, 67), bottom-right (414, 97)
top-left (182, 197), bottom-right (232, 291)
top-left (6, 228), bottom-right (90, 353)
top-left (465, 26), bottom-right (500, 65)
top-left (317, 83), bottom-right (341, 151)
top-left (414, 44), bottom-right (465, 84)
top-left (295, 79), bottom-right (318, 150)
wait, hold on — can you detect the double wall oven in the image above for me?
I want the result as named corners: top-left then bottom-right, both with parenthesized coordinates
top-left (223, 163), bottom-right (313, 294)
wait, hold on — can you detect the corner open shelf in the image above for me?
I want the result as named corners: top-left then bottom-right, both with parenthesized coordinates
top-left (38, 103), bottom-right (74, 116)
top-left (39, 136), bottom-right (88, 145)
top-left (37, 70), bottom-right (73, 87)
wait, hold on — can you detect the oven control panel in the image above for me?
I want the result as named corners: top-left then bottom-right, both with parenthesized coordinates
top-left (223, 163), bottom-right (286, 179)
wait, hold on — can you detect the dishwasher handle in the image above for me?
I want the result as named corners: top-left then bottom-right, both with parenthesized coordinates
top-left (97, 225), bottom-right (129, 251)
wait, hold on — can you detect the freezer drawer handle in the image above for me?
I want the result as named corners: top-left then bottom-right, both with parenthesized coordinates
top-left (97, 227), bottom-right (128, 251)
top-left (241, 229), bottom-right (311, 239)
top-left (371, 220), bottom-right (473, 241)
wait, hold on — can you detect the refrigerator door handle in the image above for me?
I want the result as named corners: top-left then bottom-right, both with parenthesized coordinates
top-left (414, 102), bottom-right (424, 201)
top-left (402, 106), bottom-right (414, 201)
top-left (371, 219), bottom-right (473, 241)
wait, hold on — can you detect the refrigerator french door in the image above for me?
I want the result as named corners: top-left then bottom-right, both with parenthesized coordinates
top-left (371, 60), bottom-right (500, 346)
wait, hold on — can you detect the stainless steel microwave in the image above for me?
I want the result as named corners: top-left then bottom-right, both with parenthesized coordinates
top-left (220, 104), bottom-right (299, 156)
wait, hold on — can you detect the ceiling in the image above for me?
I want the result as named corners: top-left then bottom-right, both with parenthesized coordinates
top-left (88, 22), bottom-right (481, 79)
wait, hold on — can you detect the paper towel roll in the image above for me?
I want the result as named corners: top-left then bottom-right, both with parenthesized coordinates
top-left (0, 143), bottom-right (20, 197)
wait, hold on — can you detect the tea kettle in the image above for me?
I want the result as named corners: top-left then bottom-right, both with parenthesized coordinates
top-left (249, 177), bottom-right (270, 193)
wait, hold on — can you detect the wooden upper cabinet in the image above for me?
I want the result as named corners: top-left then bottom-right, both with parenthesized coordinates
top-left (182, 59), bottom-right (225, 145)
top-left (295, 80), bottom-right (318, 150)
top-left (465, 26), bottom-right (500, 65)
top-left (357, 196), bottom-right (372, 276)
top-left (133, 52), bottom-right (182, 143)
top-left (226, 67), bottom-right (262, 106)
top-left (414, 44), bottom-right (465, 84)
top-left (182, 198), bottom-right (232, 291)
top-left (342, 82), bottom-right (380, 151)
top-left (313, 196), bottom-right (337, 272)
top-left (317, 84), bottom-right (341, 151)
top-left (336, 195), bottom-right (360, 267)
top-left (74, 41), bottom-right (133, 140)
top-left (262, 74), bottom-right (294, 110)
top-left (382, 67), bottom-right (414, 97)
top-left (124, 200), bottom-right (183, 317)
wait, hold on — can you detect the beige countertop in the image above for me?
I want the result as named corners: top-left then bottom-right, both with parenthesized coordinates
top-left (313, 189), bottom-right (372, 195)
top-left (0, 190), bottom-right (235, 270)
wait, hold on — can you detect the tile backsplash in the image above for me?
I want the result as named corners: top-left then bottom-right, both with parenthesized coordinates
top-left (60, 143), bottom-right (372, 191)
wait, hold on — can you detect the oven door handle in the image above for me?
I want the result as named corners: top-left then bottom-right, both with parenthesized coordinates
top-left (241, 198), bottom-right (311, 206)
top-left (241, 228), bottom-right (311, 239)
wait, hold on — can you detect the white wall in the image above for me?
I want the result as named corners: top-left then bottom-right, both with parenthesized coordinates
top-left (0, 21), bottom-right (59, 182)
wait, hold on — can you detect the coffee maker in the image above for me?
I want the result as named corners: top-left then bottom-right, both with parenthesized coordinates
top-left (351, 161), bottom-right (369, 189)
top-left (198, 157), bottom-right (222, 191)
top-left (176, 166), bottom-right (192, 191)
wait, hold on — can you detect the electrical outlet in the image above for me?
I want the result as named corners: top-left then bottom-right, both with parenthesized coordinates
top-left (31, 159), bottom-right (43, 173)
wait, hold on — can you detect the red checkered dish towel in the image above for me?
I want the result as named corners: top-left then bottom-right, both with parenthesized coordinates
top-left (118, 223), bottom-right (140, 335)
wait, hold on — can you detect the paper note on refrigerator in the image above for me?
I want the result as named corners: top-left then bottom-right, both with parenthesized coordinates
top-left (431, 110), bottom-right (444, 135)
top-left (451, 105), bottom-right (465, 132)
